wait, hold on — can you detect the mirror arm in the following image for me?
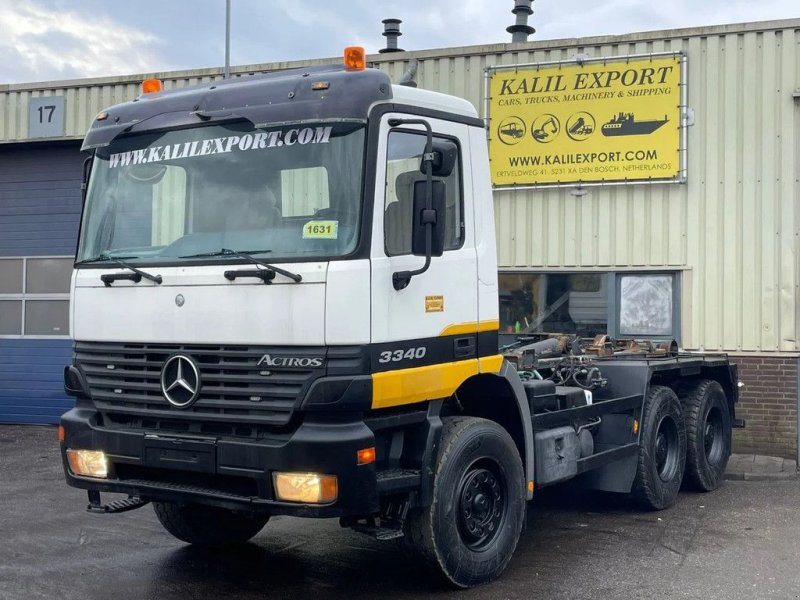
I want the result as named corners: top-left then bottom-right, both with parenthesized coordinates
top-left (388, 118), bottom-right (435, 291)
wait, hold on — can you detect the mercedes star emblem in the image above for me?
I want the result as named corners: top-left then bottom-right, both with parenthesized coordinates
top-left (160, 354), bottom-right (201, 408)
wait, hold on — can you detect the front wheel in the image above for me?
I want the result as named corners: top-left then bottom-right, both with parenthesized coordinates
top-left (153, 502), bottom-right (269, 546)
top-left (400, 417), bottom-right (526, 588)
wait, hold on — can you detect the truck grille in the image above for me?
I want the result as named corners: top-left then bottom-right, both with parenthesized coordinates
top-left (75, 341), bottom-right (330, 428)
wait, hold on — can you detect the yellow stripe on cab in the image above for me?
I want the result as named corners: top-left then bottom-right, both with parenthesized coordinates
top-left (438, 320), bottom-right (500, 337)
top-left (371, 354), bottom-right (506, 409)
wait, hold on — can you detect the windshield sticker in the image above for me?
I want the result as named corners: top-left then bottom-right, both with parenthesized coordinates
top-left (108, 126), bottom-right (333, 169)
top-left (302, 220), bottom-right (339, 240)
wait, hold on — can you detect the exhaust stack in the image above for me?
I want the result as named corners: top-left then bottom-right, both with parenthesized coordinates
top-left (380, 18), bottom-right (404, 53)
top-left (507, 0), bottom-right (535, 43)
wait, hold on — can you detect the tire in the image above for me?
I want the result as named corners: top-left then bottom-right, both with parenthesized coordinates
top-left (631, 385), bottom-right (687, 510)
top-left (400, 417), bottom-right (526, 588)
top-left (678, 379), bottom-right (732, 492)
top-left (153, 502), bottom-right (269, 546)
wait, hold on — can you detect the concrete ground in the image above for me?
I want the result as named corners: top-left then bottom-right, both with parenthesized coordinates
top-left (2, 425), bottom-right (799, 600)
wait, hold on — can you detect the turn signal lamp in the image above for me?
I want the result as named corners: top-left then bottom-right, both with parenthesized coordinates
top-left (343, 46), bottom-right (366, 71)
top-left (273, 472), bottom-right (338, 504)
top-left (357, 447), bottom-right (376, 465)
top-left (632, 419), bottom-right (640, 435)
top-left (141, 78), bottom-right (163, 94)
top-left (66, 449), bottom-right (108, 478)
top-left (58, 425), bottom-right (65, 443)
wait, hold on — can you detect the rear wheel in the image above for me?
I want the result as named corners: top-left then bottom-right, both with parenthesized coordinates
top-left (678, 379), bottom-right (732, 491)
top-left (400, 417), bottom-right (525, 588)
top-left (153, 502), bottom-right (269, 546)
top-left (631, 385), bottom-right (687, 510)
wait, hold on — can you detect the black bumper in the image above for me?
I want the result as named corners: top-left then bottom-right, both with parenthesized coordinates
top-left (60, 408), bottom-right (379, 518)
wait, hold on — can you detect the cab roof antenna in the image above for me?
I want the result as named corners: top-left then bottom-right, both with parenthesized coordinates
top-left (398, 59), bottom-right (418, 88)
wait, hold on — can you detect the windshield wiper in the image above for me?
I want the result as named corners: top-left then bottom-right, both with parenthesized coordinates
top-left (179, 248), bottom-right (302, 284)
top-left (75, 255), bottom-right (163, 287)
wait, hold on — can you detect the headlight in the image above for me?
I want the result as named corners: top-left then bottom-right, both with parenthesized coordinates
top-left (66, 449), bottom-right (108, 478)
top-left (273, 472), bottom-right (337, 504)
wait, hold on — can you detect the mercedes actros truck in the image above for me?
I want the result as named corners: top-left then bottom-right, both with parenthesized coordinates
top-left (59, 47), bottom-right (740, 588)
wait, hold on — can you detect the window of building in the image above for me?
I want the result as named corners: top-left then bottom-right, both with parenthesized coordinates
top-left (500, 273), bottom-right (608, 337)
top-left (499, 271), bottom-right (680, 341)
top-left (0, 257), bottom-right (72, 337)
top-left (618, 274), bottom-right (675, 337)
top-left (384, 130), bottom-right (463, 256)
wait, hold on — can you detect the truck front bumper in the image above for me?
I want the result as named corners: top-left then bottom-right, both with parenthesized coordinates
top-left (60, 408), bottom-right (379, 518)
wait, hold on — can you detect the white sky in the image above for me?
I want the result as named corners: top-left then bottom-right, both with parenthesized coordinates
top-left (0, 0), bottom-right (797, 84)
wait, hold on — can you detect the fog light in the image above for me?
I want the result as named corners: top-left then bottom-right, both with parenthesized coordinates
top-left (66, 449), bottom-right (108, 478)
top-left (273, 472), bottom-right (337, 504)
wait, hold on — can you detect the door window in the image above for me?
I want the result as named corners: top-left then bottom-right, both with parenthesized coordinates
top-left (384, 131), bottom-right (463, 256)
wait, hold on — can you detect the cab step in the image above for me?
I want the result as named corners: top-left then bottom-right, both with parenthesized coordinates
top-left (87, 490), bottom-right (150, 514)
top-left (376, 468), bottom-right (421, 494)
top-left (342, 495), bottom-right (410, 541)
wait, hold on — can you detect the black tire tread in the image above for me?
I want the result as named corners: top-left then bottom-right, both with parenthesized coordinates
top-left (400, 416), bottom-right (524, 588)
top-left (153, 502), bottom-right (268, 546)
top-left (400, 417), bottom-right (478, 581)
top-left (679, 379), bottom-right (731, 492)
top-left (630, 385), bottom-right (686, 511)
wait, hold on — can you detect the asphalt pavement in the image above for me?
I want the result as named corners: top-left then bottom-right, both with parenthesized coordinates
top-left (2, 425), bottom-right (799, 600)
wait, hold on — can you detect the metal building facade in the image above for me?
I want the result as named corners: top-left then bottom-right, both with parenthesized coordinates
top-left (0, 20), bottom-right (797, 455)
top-left (1, 20), bottom-right (797, 354)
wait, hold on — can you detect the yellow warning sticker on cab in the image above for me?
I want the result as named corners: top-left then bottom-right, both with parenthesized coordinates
top-left (302, 220), bottom-right (338, 239)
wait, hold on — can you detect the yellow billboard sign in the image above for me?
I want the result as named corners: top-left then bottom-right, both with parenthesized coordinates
top-left (488, 55), bottom-right (684, 186)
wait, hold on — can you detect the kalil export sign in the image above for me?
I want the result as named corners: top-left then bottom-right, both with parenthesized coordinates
top-left (487, 54), bottom-right (685, 187)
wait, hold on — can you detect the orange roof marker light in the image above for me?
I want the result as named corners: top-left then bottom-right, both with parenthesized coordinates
top-left (141, 78), bottom-right (163, 94)
top-left (344, 46), bottom-right (366, 71)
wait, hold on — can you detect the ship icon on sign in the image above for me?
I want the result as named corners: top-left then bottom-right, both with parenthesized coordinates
top-left (601, 113), bottom-right (669, 137)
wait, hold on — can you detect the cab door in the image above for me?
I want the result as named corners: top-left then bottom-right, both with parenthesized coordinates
top-left (369, 114), bottom-right (480, 409)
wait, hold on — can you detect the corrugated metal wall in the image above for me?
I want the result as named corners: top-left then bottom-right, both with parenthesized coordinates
top-left (0, 144), bottom-right (81, 423)
top-left (0, 339), bottom-right (73, 424)
top-left (0, 21), bottom-right (797, 353)
top-left (0, 143), bottom-right (83, 254)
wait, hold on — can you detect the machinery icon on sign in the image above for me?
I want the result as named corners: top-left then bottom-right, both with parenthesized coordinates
top-left (497, 116), bottom-right (527, 145)
top-left (566, 112), bottom-right (596, 141)
top-left (531, 114), bottom-right (560, 143)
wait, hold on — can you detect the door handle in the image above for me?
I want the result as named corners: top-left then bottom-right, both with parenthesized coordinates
top-left (454, 336), bottom-right (477, 359)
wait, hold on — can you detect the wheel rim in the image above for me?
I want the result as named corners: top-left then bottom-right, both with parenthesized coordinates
top-left (654, 415), bottom-right (680, 482)
top-left (456, 461), bottom-right (506, 550)
top-left (704, 406), bottom-right (725, 465)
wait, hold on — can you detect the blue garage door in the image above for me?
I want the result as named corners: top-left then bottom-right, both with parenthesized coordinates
top-left (0, 142), bottom-right (83, 424)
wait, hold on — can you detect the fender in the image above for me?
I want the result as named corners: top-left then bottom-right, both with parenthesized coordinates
top-left (497, 360), bottom-right (536, 500)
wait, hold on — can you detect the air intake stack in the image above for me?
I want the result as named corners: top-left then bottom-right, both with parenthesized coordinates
top-left (507, 0), bottom-right (535, 43)
top-left (380, 18), bottom-right (404, 53)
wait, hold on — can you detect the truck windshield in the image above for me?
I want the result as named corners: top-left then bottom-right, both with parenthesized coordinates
top-left (77, 121), bottom-right (365, 264)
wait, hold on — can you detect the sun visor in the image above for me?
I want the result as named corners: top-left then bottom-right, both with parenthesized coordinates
top-left (81, 66), bottom-right (393, 151)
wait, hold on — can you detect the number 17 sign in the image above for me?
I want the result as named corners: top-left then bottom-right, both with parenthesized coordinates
top-left (29, 96), bottom-right (65, 138)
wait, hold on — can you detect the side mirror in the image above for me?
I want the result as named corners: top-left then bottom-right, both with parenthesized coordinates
top-left (411, 180), bottom-right (446, 257)
top-left (420, 139), bottom-right (458, 178)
